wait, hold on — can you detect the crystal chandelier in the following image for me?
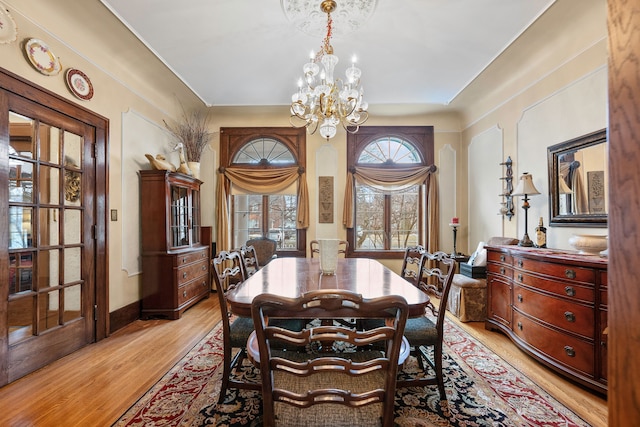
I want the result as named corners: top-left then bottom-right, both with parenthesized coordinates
top-left (289, 0), bottom-right (369, 140)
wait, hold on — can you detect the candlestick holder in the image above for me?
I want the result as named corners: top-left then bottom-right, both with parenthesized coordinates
top-left (449, 223), bottom-right (459, 257)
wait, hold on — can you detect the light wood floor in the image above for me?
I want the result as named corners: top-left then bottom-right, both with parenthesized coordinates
top-left (0, 295), bottom-right (607, 427)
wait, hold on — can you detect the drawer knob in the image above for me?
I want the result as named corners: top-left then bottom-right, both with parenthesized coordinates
top-left (183, 290), bottom-right (187, 297)
top-left (517, 322), bottom-right (523, 330)
top-left (500, 267), bottom-right (505, 275)
top-left (182, 257), bottom-right (187, 263)
top-left (517, 274), bottom-right (523, 282)
top-left (564, 286), bottom-right (576, 297)
top-left (202, 265), bottom-right (206, 271)
top-left (565, 269), bottom-right (576, 279)
top-left (517, 294), bottom-right (523, 303)
top-left (564, 311), bottom-right (576, 322)
top-left (202, 281), bottom-right (207, 287)
top-left (517, 260), bottom-right (523, 268)
top-left (183, 272), bottom-right (188, 279)
top-left (564, 345), bottom-right (576, 357)
top-left (500, 255), bottom-right (506, 262)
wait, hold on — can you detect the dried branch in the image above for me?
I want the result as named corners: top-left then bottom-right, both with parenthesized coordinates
top-left (163, 107), bottom-right (213, 162)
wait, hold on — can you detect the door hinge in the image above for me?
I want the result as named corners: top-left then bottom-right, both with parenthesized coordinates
top-left (94, 304), bottom-right (98, 321)
top-left (93, 144), bottom-right (98, 159)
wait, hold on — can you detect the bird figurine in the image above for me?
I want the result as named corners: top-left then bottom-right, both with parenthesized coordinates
top-left (173, 143), bottom-right (192, 176)
top-left (145, 154), bottom-right (176, 172)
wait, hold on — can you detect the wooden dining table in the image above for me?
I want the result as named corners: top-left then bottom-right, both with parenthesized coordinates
top-left (226, 257), bottom-right (430, 318)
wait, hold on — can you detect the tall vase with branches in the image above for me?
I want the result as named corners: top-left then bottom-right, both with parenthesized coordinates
top-left (164, 108), bottom-right (213, 179)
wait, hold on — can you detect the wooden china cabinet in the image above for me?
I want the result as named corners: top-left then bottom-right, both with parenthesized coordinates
top-left (139, 170), bottom-right (211, 319)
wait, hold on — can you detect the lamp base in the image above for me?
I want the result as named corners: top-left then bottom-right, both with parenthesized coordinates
top-left (518, 233), bottom-right (534, 247)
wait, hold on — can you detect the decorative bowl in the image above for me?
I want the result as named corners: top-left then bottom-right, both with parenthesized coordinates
top-left (568, 234), bottom-right (608, 255)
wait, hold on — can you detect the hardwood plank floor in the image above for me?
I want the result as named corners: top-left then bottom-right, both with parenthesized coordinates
top-left (0, 294), bottom-right (606, 426)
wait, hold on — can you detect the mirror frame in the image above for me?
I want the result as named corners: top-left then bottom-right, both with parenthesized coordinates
top-left (547, 128), bottom-right (607, 227)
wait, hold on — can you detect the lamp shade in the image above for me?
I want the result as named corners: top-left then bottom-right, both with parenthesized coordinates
top-left (512, 172), bottom-right (541, 196)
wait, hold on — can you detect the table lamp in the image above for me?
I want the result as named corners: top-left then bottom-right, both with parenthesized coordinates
top-left (512, 172), bottom-right (541, 247)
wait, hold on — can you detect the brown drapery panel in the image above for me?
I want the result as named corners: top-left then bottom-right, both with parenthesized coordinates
top-left (343, 163), bottom-right (439, 251)
top-left (216, 166), bottom-right (309, 253)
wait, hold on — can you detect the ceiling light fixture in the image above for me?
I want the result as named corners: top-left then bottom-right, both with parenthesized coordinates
top-left (289, 0), bottom-right (369, 141)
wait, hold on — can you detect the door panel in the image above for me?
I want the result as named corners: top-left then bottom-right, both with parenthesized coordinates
top-left (4, 96), bottom-right (95, 383)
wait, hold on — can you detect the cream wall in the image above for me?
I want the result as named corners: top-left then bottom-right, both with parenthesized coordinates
top-left (454, 0), bottom-right (608, 253)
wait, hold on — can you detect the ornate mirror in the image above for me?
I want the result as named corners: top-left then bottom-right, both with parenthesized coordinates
top-left (547, 129), bottom-right (607, 227)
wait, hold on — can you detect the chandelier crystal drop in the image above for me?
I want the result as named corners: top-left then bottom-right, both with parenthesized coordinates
top-left (289, 0), bottom-right (369, 141)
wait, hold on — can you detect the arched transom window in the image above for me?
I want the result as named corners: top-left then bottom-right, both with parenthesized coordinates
top-left (358, 137), bottom-right (423, 164)
top-left (232, 138), bottom-right (295, 165)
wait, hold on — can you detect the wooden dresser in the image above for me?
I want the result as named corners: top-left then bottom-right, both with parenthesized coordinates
top-left (139, 170), bottom-right (211, 319)
top-left (485, 245), bottom-right (607, 394)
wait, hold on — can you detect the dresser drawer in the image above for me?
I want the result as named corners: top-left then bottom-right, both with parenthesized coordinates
top-left (513, 271), bottom-right (595, 303)
top-left (487, 250), bottom-right (513, 266)
top-left (513, 257), bottom-right (595, 285)
top-left (177, 277), bottom-right (210, 306)
top-left (175, 258), bottom-right (209, 286)
top-left (513, 284), bottom-right (595, 339)
top-left (487, 262), bottom-right (513, 279)
top-left (174, 248), bottom-right (209, 267)
top-left (512, 311), bottom-right (594, 377)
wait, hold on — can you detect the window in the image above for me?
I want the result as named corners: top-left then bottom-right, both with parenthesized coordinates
top-left (219, 127), bottom-right (307, 257)
top-left (347, 126), bottom-right (434, 258)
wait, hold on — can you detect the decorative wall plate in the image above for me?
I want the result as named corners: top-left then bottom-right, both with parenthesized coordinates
top-left (24, 38), bottom-right (62, 76)
top-left (0, 2), bottom-right (17, 44)
top-left (65, 68), bottom-right (94, 101)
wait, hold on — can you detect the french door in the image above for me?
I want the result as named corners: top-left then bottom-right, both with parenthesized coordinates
top-left (1, 68), bottom-right (108, 385)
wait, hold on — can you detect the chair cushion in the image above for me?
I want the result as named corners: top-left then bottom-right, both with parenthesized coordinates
top-left (402, 316), bottom-right (438, 346)
top-left (229, 316), bottom-right (254, 348)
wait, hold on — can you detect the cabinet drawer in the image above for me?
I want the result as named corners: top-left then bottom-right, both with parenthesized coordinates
top-left (513, 257), bottom-right (595, 285)
top-left (487, 250), bottom-right (513, 266)
top-left (487, 262), bottom-right (512, 279)
top-left (512, 311), bottom-right (594, 377)
top-left (178, 277), bottom-right (210, 306)
top-left (174, 249), bottom-right (208, 267)
top-left (176, 259), bottom-right (209, 285)
top-left (513, 271), bottom-right (595, 303)
top-left (513, 285), bottom-right (594, 338)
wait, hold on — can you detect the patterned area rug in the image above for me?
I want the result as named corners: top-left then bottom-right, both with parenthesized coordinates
top-left (114, 317), bottom-right (590, 427)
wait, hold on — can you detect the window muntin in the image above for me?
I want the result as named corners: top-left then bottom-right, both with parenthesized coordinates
top-left (232, 138), bottom-right (295, 164)
top-left (358, 137), bottom-right (422, 164)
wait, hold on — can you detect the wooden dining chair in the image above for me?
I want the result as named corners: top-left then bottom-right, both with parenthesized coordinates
top-left (245, 237), bottom-right (277, 266)
top-left (396, 250), bottom-right (456, 401)
top-left (247, 290), bottom-right (409, 427)
top-left (211, 250), bottom-right (260, 403)
top-left (309, 239), bottom-right (349, 258)
top-left (238, 244), bottom-right (260, 278)
top-left (399, 244), bottom-right (426, 286)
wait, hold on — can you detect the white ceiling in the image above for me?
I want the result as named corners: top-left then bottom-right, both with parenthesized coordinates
top-left (99, 0), bottom-right (556, 108)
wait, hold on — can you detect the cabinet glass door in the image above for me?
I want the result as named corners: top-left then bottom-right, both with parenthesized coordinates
top-left (170, 185), bottom-right (189, 247)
